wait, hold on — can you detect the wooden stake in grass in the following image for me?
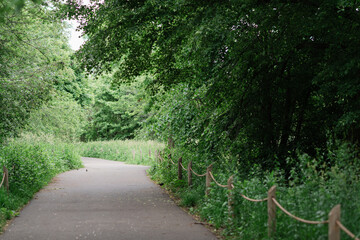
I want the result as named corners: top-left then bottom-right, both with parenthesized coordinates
top-left (168, 137), bottom-right (174, 149)
top-left (328, 205), bottom-right (341, 240)
top-left (178, 157), bottom-right (182, 180)
top-left (168, 154), bottom-right (172, 168)
top-left (132, 149), bottom-right (136, 161)
top-left (155, 150), bottom-right (159, 163)
top-left (227, 175), bottom-right (234, 219)
top-left (3, 166), bottom-right (9, 193)
top-left (268, 185), bottom-right (277, 237)
top-left (205, 164), bottom-right (213, 196)
top-left (188, 161), bottom-right (192, 187)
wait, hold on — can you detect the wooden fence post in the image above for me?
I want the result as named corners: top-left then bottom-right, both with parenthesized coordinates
top-left (155, 150), bottom-right (161, 163)
top-left (268, 185), bottom-right (277, 237)
top-left (168, 154), bottom-right (172, 168)
top-left (227, 175), bottom-right (234, 219)
top-left (168, 137), bottom-right (174, 149)
top-left (328, 204), bottom-right (341, 240)
top-left (132, 149), bottom-right (136, 161)
top-left (3, 166), bottom-right (8, 192)
top-left (188, 161), bottom-right (192, 187)
top-left (205, 164), bottom-right (213, 196)
top-left (178, 157), bottom-right (183, 180)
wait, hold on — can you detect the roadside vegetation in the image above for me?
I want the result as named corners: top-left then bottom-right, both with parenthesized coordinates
top-left (0, 0), bottom-right (359, 239)
top-left (148, 145), bottom-right (360, 239)
top-left (0, 136), bottom-right (82, 228)
top-left (77, 140), bottom-right (164, 166)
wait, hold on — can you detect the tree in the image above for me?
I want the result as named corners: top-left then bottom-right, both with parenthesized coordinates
top-left (83, 74), bottom-right (150, 141)
top-left (0, 0), bottom-right (43, 22)
top-left (0, 2), bottom-right (76, 142)
top-left (25, 92), bottom-right (85, 142)
top-left (67, 0), bottom-right (360, 174)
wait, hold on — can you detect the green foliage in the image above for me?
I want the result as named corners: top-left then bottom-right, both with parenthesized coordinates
top-left (24, 93), bottom-right (86, 142)
top-left (77, 140), bottom-right (164, 165)
top-left (69, 0), bottom-right (360, 176)
top-left (0, 2), bottom-right (76, 143)
top-left (0, 136), bottom-right (82, 229)
top-left (180, 191), bottom-right (201, 208)
top-left (54, 57), bottom-right (92, 107)
top-left (82, 74), bottom-right (151, 141)
top-left (0, 0), bottom-right (43, 22)
top-left (148, 146), bottom-right (360, 239)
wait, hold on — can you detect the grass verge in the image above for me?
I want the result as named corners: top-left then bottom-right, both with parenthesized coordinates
top-left (76, 140), bottom-right (164, 165)
top-left (0, 138), bottom-right (82, 231)
top-left (147, 147), bottom-right (360, 239)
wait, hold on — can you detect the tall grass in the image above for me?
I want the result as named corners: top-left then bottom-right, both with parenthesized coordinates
top-left (0, 137), bottom-right (82, 229)
top-left (76, 140), bottom-right (165, 165)
top-left (148, 146), bottom-right (360, 240)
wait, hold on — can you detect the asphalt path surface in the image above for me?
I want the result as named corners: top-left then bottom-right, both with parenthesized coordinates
top-left (0, 157), bottom-right (217, 240)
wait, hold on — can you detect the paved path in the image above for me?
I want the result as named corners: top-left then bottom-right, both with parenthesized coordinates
top-left (0, 157), bottom-right (217, 240)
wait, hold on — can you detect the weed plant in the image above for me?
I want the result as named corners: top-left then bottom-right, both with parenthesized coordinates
top-left (0, 137), bottom-right (82, 229)
top-left (77, 140), bottom-right (164, 165)
top-left (148, 145), bottom-right (360, 239)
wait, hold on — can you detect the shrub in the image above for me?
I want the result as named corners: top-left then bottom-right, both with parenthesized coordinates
top-left (148, 146), bottom-right (360, 239)
top-left (0, 138), bottom-right (82, 230)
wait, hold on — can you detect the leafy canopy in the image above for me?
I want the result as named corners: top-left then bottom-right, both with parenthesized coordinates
top-left (67, 0), bottom-right (360, 173)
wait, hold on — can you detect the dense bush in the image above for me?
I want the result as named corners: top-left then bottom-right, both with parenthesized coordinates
top-left (81, 75), bottom-right (151, 142)
top-left (0, 138), bottom-right (82, 228)
top-left (148, 145), bottom-right (360, 239)
top-left (24, 93), bottom-right (86, 142)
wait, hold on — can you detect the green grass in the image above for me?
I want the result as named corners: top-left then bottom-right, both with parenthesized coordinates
top-left (147, 148), bottom-right (360, 240)
top-left (0, 137), bottom-right (82, 230)
top-left (1, 137), bottom-right (357, 239)
top-left (76, 140), bottom-right (165, 165)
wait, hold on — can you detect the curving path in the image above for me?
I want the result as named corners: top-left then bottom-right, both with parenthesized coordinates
top-left (0, 157), bottom-right (217, 240)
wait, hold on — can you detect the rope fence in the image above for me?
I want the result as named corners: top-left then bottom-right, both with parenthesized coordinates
top-left (337, 220), bottom-right (360, 240)
top-left (209, 171), bottom-right (228, 188)
top-left (190, 167), bottom-right (206, 177)
top-left (272, 197), bottom-right (329, 225)
top-left (0, 166), bottom-right (9, 192)
top-left (156, 151), bottom-right (359, 240)
top-left (0, 172), bottom-right (5, 188)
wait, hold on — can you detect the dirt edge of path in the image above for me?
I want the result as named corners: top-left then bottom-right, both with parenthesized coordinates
top-left (147, 173), bottom-right (224, 240)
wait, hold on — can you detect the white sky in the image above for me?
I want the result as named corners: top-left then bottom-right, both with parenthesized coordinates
top-left (68, 19), bottom-right (84, 51)
top-left (67, 0), bottom-right (91, 51)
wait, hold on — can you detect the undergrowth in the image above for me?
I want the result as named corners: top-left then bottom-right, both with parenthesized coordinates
top-left (0, 137), bottom-right (82, 230)
top-left (148, 145), bottom-right (360, 240)
top-left (76, 140), bottom-right (164, 165)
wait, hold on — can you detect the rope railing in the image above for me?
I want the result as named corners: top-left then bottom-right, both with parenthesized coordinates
top-left (0, 166), bottom-right (9, 192)
top-left (189, 167), bottom-right (206, 177)
top-left (169, 157), bottom-right (176, 165)
top-left (179, 162), bottom-right (187, 171)
top-left (0, 173), bottom-right (5, 188)
top-left (272, 197), bottom-right (329, 224)
top-left (336, 220), bottom-right (360, 240)
top-left (229, 184), bottom-right (268, 202)
top-left (209, 171), bottom-right (228, 188)
top-left (161, 152), bottom-right (359, 240)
